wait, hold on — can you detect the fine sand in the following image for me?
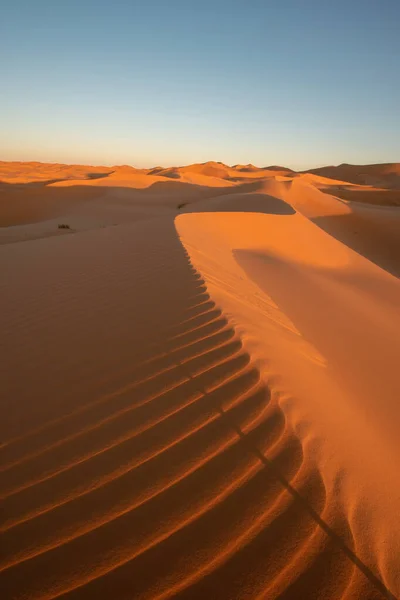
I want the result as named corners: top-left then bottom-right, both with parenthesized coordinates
top-left (1, 161), bottom-right (400, 599)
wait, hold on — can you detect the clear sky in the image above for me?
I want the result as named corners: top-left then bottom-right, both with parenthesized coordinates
top-left (1, 0), bottom-right (399, 169)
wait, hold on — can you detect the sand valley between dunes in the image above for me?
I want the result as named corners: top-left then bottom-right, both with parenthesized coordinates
top-left (1, 160), bottom-right (400, 599)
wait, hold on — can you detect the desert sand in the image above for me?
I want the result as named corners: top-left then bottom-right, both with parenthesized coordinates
top-left (1, 160), bottom-right (400, 599)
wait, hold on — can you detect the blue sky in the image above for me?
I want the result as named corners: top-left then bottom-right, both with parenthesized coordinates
top-left (1, 0), bottom-right (399, 169)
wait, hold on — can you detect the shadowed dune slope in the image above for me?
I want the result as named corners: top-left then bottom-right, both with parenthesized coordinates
top-left (0, 183), bottom-right (103, 227)
top-left (323, 186), bottom-right (400, 207)
top-left (176, 201), bottom-right (400, 600)
top-left (283, 178), bottom-right (400, 278)
top-left (304, 163), bottom-right (400, 188)
top-left (180, 190), bottom-right (295, 215)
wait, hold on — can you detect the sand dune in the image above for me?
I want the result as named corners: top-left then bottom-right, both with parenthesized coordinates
top-left (0, 161), bottom-right (114, 184)
top-left (1, 160), bottom-right (399, 599)
top-left (304, 162), bottom-right (400, 189)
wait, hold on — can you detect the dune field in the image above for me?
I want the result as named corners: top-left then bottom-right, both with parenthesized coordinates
top-left (1, 160), bottom-right (400, 599)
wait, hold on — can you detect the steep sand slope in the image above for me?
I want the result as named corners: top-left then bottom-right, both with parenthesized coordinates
top-left (282, 178), bottom-right (400, 277)
top-left (1, 162), bottom-right (400, 599)
top-left (176, 190), bottom-right (400, 599)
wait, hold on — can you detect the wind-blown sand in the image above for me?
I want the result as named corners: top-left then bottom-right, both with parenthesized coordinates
top-left (1, 161), bottom-right (399, 599)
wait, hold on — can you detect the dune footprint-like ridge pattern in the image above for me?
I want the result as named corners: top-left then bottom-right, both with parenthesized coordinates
top-left (0, 223), bottom-right (392, 600)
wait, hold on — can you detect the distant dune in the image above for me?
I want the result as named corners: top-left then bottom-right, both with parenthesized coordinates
top-left (1, 159), bottom-right (399, 599)
top-left (304, 162), bottom-right (400, 188)
top-left (0, 161), bottom-right (114, 184)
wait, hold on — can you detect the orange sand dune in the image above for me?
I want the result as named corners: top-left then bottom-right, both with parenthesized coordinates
top-left (304, 162), bottom-right (400, 188)
top-left (147, 162), bottom-right (296, 183)
top-left (1, 160), bottom-right (400, 599)
top-left (0, 161), bottom-right (114, 184)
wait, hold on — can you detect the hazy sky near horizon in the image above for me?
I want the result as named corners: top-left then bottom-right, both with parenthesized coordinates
top-left (2, 0), bottom-right (399, 169)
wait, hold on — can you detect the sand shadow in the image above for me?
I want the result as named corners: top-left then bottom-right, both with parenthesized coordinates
top-left (0, 178), bottom-right (294, 229)
top-left (0, 181), bottom-right (105, 227)
top-left (179, 192), bottom-right (295, 215)
top-left (313, 212), bottom-right (400, 278)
